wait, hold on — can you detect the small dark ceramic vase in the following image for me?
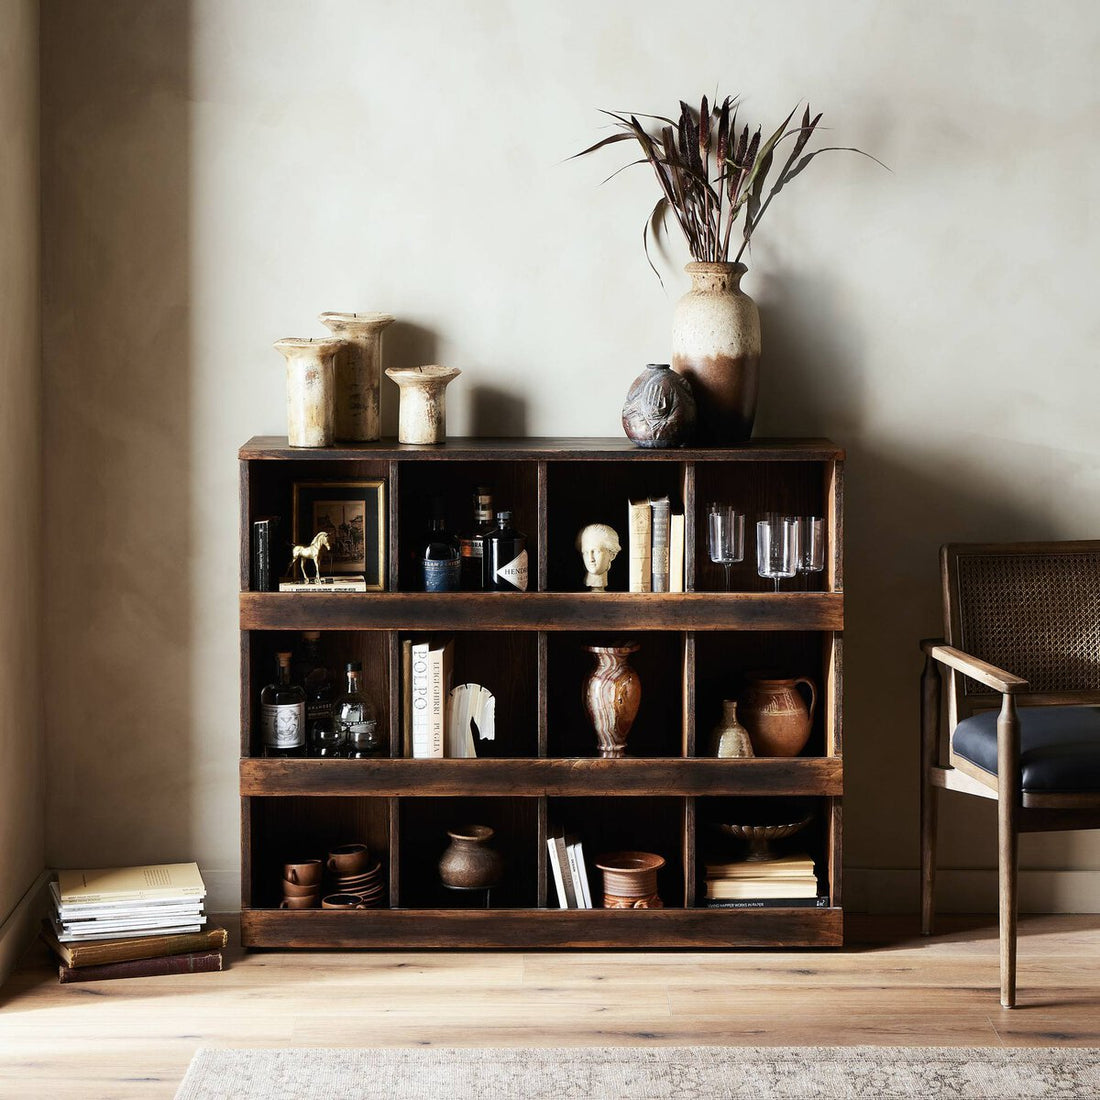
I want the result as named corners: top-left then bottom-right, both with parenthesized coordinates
top-left (438, 824), bottom-right (504, 889)
top-left (621, 363), bottom-right (696, 449)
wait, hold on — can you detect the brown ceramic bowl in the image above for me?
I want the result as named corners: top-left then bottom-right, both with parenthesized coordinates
top-left (279, 895), bottom-right (318, 910)
top-left (322, 893), bottom-right (368, 910)
top-left (327, 844), bottom-right (371, 876)
top-left (282, 878), bottom-right (319, 897)
top-left (595, 851), bottom-right (666, 898)
top-left (284, 859), bottom-right (323, 886)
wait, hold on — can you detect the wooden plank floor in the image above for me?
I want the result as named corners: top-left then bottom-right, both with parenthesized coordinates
top-left (1, 914), bottom-right (1098, 1098)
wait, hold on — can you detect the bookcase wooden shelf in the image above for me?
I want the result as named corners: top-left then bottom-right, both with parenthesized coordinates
top-left (239, 436), bottom-right (844, 949)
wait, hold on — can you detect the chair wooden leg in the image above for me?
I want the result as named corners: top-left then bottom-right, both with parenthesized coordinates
top-left (920, 652), bottom-right (940, 935)
top-left (997, 693), bottom-right (1021, 1008)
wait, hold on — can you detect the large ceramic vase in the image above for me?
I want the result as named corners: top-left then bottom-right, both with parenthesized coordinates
top-left (671, 261), bottom-right (760, 444)
top-left (318, 312), bottom-right (395, 442)
top-left (274, 337), bottom-right (342, 448)
top-left (739, 676), bottom-right (817, 757)
top-left (621, 363), bottom-right (697, 449)
top-left (583, 643), bottom-right (641, 758)
top-left (438, 825), bottom-right (503, 889)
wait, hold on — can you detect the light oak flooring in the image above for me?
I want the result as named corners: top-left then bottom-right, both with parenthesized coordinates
top-left (1, 914), bottom-right (1099, 1098)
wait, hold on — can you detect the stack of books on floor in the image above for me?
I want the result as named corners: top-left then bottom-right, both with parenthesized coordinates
top-left (41, 862), bottom-right (227, 983)
top-left (704, 853), bottom-right (828, 908)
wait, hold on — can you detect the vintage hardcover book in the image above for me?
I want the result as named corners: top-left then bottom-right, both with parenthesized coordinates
top-left (427, 640), bottom-right (453, 759)
top-left (704, 896), bottom-right (829, 909)
top-left (649, 496), bottom-right (671, 592)
top-left (401, 639), bottom-right (413, 758)
top-left (705, 879), bottom-right (820, 900)
top-left (57, 949), bottom-right (223, 983)
top-left (669, 513), bottom-right (685, 593)
top-left (251, 516), bottom-right (281, 592)
top-left (565, 836), bottom-right (591, 909)
top-left (278, 576), bottom-right (366, 592)
top-left (704, 854), bottom-right (817, 878)
top-left (411, 642), bottom-right (430, 757)
top-left (627, 499), bottom-right (652, 593)
top-left (57, 863), bottom-right (206, 906)
top-left (551, 832), bottom-right (577, 907)
top-left (546, 836), bottom-right (568, 909)
top-left (41, 921), bottom-right (228, 968)
top-left (570, 839), bottom-right (593, 909)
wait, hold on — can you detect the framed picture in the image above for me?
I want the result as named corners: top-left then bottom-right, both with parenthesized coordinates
top-left (292, 480), bottom-right (386, 589)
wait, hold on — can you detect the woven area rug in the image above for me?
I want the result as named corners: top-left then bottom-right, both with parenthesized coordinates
top-left (176, 1045), bottom-right (1100, 1099)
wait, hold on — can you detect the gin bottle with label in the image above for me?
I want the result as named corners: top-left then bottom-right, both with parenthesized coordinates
top-left (336, 661), bottom-right (384, 758)
top-left (458, 485), bottom-right (494, 590)
top-left (260, 651), bottom-right (306, 757)
top-left (417, 498), bottom-right (461, 592)
top-left (485, 510), bottom-right (529, 592)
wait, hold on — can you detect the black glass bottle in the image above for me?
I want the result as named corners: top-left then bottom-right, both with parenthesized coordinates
top-left (484, 510), bottom-right (528, 592)
top-left (416, 498), bottom-right (461, 592)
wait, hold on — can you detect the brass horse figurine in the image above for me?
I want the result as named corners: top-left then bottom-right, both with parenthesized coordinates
top-left (289, 531), bottom-right (331, 583)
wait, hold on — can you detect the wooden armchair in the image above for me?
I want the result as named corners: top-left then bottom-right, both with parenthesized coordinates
top-left (920, 541), bottom-right (1100, 1007)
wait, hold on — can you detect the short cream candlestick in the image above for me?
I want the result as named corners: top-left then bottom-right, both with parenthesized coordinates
top-left (385, 364), bottom-right (461, 445)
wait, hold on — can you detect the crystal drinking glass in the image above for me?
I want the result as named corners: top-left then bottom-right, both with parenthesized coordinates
top-left (756, 514), bottom-right (801, 591)
top-left (707, 504), bottom-right (745, 592)
top-left (797, 516), bottom-right (826, 575)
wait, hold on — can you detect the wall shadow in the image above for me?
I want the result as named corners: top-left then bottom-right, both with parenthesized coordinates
top-left (380, 322), bottom-right (438, 439)
top-left (467, 384), bottom-right (529, 437)
top-left (41, 1), bottom-right (194, 868)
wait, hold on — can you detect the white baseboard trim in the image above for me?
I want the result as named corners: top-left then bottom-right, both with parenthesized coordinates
top-left (846, 868), bottom-right (1100, 914)
top-left (0, 870), bottom-right (52, 986)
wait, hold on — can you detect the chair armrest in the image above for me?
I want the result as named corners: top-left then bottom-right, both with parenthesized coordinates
top-left (920, 639), bottom-right (1029, 695)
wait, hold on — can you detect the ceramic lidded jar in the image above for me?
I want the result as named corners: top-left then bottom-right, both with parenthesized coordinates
top-left (671, 262), bottom-right (761, 444)
top-left (621, 363), bottom-right (697, 449)
top-left (275, 337), bottom-right (342, 448)
top-left (709, 700), bottom-right (754, 759)
top-left (438, 824), bottom-right (504, 889)
top-left (318, 312), bottom-right (395, 443)
top-left (739, 676), bottom-right (817, 757)
top-left (582, 642), bottom-right (641, 759)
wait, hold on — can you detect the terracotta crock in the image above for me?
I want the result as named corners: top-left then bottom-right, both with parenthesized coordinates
top-left (438, 824), bottom-right (503, 889)
top-left (739, 676), bottom-right (817, 757)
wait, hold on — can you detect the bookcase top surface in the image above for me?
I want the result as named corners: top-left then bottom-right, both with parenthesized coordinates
top-left (239, 436), bottom-right (844, 462)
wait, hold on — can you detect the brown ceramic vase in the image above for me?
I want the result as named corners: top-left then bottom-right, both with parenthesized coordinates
top-left (739, 676), bottom-right (817, 757)
top-left (595, 851), bottom-right (665, 909)
top-left (582, 643), bottom-right (641, 758)
top-left (438, 824), bottom-right (503, 889)
top-left (621, 363), bottom-right (697, 449)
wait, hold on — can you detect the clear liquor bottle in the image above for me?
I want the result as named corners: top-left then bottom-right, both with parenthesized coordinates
top-left (336, 661), bottom-right (384, 758)
top-left (458, 485), bottom-right (494, 590)
top-left (295, 631), bottom-right (339, 757)
top-left (260, 651), bottom-right (306, 757)
top-left (417, 498), bottom-right (461, 592)
top-left (484, 510), bottom-right (528, 592)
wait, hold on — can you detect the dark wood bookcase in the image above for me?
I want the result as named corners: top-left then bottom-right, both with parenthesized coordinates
top-left (239, 436), bottom-right (844, 948)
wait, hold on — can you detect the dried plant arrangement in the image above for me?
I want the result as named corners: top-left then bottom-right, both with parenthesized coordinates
top-left (573, 95), bottom-right (880, 277)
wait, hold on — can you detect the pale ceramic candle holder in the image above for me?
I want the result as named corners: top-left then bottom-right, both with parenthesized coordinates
top-left (385, 364), bottom-right (461, 445)
top-left (275, 337), bottom-right (343, 448)
top-left (318, 312), bottom-right (395, 442)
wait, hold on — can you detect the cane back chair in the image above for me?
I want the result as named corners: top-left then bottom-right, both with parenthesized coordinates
top-left (920, 541), bottom-right (1100, 1007)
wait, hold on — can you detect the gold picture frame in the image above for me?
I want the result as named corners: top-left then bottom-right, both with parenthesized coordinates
top-left (292, 479), bottom-right (386, 589)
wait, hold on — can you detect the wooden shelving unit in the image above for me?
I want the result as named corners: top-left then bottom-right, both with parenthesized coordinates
top-left (239, 436), bottom-right (844, 949)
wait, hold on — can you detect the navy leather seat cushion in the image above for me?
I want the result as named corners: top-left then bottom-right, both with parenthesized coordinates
top-left (952, 706), bottom-right (1100, 791)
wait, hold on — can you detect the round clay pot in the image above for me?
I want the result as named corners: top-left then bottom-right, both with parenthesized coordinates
top-left (583, 643), bottom-right (641, 759)
top-left (621, 363), bottom-right (696, 449)
top-left (671, 262), bottom-right (760, 443)
top-left (709, 699), bottom-right (754, 759)
top-left (739, 676), bottom-right (817, 757)
top-left (438, 824), bottom-right (503, 889)
top-left (595, 851), bottom-right (665, 909)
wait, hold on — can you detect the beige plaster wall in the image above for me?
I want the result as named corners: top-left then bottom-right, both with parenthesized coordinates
top-left (0, 0), bottom-right (43, 923)
top-left (41, 0), bottom-right (1100, 910)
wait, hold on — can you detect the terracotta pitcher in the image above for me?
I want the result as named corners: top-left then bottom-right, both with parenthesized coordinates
top-left (739, 676), bottom-right (816, 757)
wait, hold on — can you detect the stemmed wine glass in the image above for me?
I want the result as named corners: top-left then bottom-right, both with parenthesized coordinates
top-left (756, 514), bottom-right (801, 591)
top-left (707, 503), bottom-right (745, 592)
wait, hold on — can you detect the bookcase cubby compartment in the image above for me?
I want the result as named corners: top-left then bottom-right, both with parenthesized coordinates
top-left (548, 797), bottom-right (687, 908)
top-left (398, 797), bottom-right (538, 908)
top-left (239, 437), bottom-right (844, 948)
top-left (402, 630), bottom-right (538, 758)
top-left (246, 630), bottom-right (391, 757)
top-left (397, 460), bottom-right (539, 591)
top-left (247, 796), bottom-right (390, 909)
top-left (547, 632), bottom-right (686, 758)
top-left (693, 631), bottom-right (833, 759)
top-left (693, 460), bottom-right (833, 593)
top-left (694, 795), bottom-right (834, 906)
top-left (546, 461), bottom-right (687, 593)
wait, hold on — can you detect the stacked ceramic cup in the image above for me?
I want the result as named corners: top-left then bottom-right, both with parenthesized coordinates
top-left (325, 842), bottom-right (385, 909)
top-left (280, 859), bottom-right (323, 909)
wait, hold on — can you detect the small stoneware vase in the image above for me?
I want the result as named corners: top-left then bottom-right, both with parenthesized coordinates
top-left (621, 363), bottom-right (697, 449)
top-left (318, 312), bottom-right (395, 442)
top-left (384, 364), bottom-right (461, 444)
top-left (671, 262), bottom-right (760, 443)
top-left (583, 643), bottom-right (641, 759)
top-left (275, 337), bottom-right (342, 448)
top-left (438, 825), bottom-right (503, 889)
top-left (739, 676), bottom-right (817, 757)
top-left (595, 851), bottom-right (665, 909)
top-left (709, 700), bottom-right (754, 759)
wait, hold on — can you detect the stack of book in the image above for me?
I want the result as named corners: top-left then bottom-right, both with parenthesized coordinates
top-left (43, 862), bottom-right (226, 983)
top-left (628, 496), bottom-right (685, 593)
top-left (703, 853), bottom-right (827, 909)
top-left (546, 832), bottom-right (593, 908)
